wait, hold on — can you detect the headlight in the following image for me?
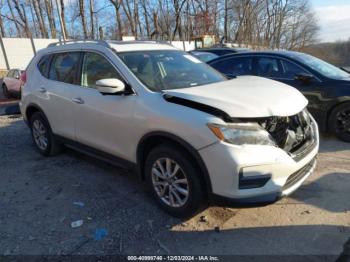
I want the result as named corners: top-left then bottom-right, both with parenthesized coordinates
top-left (207, 123), bottom-right (275, 146)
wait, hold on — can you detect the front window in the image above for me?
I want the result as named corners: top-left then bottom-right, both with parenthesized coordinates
top-left (81, 52), bottom-right (121, 89)
top-left (280, 60), bottom-right (308, 79)
top-left (211, 57), bottom-right (253, 77)
top-left (118, 50), bottom-right (226, 91)
top-left (293, 53), bottom-right (350, 80)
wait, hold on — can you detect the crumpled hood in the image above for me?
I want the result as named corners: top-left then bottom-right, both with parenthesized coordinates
top-left (163, 76), bottom-right (308, 118)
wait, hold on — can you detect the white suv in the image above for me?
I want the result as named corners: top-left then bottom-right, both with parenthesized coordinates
top-left (20, 40), bottom-right (319, 217)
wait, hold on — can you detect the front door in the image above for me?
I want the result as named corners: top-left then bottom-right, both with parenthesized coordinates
top-left (255, 56), bottom-right (325, 116)
top-left (73, 51), bottom-right (137, 160)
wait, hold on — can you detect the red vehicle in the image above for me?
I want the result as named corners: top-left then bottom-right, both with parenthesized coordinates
top-left (2, 69), bottom-right (23, 98)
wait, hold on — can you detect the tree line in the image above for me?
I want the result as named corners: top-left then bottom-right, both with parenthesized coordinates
top-left (0, 0), bottom-right (319, 50)
top-left (302, 40), bottom-right (350, 67)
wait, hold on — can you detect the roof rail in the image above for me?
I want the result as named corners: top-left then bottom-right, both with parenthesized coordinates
top-left (47, 39), bottom-right (110, 48)
top-left (128, 38), bottom-right (174, 46)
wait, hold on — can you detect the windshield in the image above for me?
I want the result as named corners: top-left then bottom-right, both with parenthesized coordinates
top-left (293, 53), bottom-right (350, 80)
top-left (118, 50), bottom-right (226, 91)
top-left (190, 51), bottom-right (219, 62)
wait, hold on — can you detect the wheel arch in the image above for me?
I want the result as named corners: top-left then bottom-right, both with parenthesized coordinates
top-left (326, 98), bottom-right (350, 131)
top-left (25, 103), bottom-right (47, 126)
top-left (136, 131), bottom-right (213, 194)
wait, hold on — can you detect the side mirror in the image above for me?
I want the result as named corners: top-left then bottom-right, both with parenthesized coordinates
top-left (96, 78), bottom-right (125, 95)
top-left (225, 73), bottom-right (237, 79)
top-left (295, 73), bottom-right (314, 83)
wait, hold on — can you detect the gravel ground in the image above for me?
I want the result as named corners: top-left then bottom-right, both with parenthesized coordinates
top-left (0, 115), bottom-right (349, 258)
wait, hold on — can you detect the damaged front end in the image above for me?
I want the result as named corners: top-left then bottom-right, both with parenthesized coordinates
top-left (164, 94), bottom-right (317, 160)
top-left (253, 109), bottom-right (317, 161)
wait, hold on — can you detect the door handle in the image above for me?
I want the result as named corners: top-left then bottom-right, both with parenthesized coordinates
top-left (72, 97), bottom-right (84, 104)
top-left (37, 87), bottom-right (47, 93)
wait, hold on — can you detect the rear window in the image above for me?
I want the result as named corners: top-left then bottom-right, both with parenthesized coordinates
top-left (37, 55), bottom-right (51, 77)
top-left (6, 70), bottom-right (12, 77)
top-left (48, 52), bottom-right (81, 84)
top-left (13, 70), bottom-right (20, 79)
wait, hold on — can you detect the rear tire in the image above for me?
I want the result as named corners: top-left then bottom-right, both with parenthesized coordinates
top-left (2, 84), bottom-right (10, 98)
top-left (145, 144), bottom-right (205, 218)
top-left (329, 102), bottom-right (350, 142)
top-left (29, 112), bottom-right (63, 156)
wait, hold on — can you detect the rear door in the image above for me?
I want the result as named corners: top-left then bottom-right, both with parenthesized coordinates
top-left (41, 52), bottom-right (81, 139)
top-left (73, 51), bottom-right (137, 160)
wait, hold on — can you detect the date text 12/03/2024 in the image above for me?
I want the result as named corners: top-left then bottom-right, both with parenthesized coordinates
top-left (127, 256), bottom-right (220, 261)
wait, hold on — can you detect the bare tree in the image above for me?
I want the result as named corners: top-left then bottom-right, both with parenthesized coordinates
top-left (172, 0), bottom-right (186, 40)
top-left (44, 0), bottom-right (57, 38)
top-left (59, 0), bottom-right (68, 38)
top-left (140, 0), bottom-right (151, 38)
top-left (12, 0), bottom-right (31, 37)
top-left (6, 0), bottom-right (20, 36)
top-left (0, 0), bottom-right (5, 37)
top-left (38, 0), bottom-right (48, 37)
top-left (0, 0), bottom-right (319, 50)
top-left (31, 0), bottom-right (48, 38)
top-left (78, 0), bottom-right (88, 39)
top-left (121, 0), bottom-right (136, 37)
top-left (89, 0), bottom-right (95, 38)
top-left (109, 0), bottom-right (123, 40)
top-left (225, 0), bottom-right (318, 49)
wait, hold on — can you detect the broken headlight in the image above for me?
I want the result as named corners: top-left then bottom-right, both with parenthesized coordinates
top-left (208, 123), bottom-right (276, 146)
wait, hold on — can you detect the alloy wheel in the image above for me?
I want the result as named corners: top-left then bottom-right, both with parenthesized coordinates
top-left (32, 119), bottom-right (48, 150)
top-left (151, 157), bottom-right (189, 208)
top-left (336, 109), bottom-right (350, 134)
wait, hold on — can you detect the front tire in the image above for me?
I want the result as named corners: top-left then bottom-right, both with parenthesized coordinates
top-left (145, 145), bottom-right (205, 218)
top-left (29, 112), bottom-right (62, 156)
top-left (329, 103), bottom-right (350, 142)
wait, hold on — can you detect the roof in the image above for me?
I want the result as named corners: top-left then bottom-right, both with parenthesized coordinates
top-left (220, 50), bottom-right (305, 58)
top-left (198, 47), bottom-right (236, 51)
top-left (46, 40), bottom-right (178, 52)
top-left (207, 50), bottom-right (311, 64)
top-left (107, 40), bottom-right (178, 52)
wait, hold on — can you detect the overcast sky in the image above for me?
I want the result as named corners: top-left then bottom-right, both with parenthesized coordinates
top-left (312, 0), bottom-right (350, 42)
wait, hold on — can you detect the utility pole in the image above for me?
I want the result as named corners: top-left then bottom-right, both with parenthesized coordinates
top-left (55, 0), bottom-right (66, 40)
top-left (30, 34), bottom-right (36, 55)
top-left (0, 34), bottom-right (10, 70)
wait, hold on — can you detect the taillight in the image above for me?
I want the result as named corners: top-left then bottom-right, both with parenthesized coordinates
top-left (20, 71), bottom-right (27, 85)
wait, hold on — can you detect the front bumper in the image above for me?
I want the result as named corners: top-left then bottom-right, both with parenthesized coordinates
top-left (199, 118), bottom-right (319, 201)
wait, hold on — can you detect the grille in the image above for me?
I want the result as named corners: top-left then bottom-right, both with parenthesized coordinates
top-left (259, 110), bottom-right (316, 160)
top-left (283, 158), bottom-right (316, 190)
